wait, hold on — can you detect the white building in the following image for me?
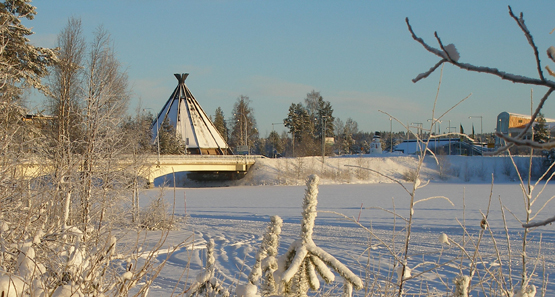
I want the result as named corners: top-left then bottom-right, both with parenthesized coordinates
top-left (495, 112), bottom-right (555, 146)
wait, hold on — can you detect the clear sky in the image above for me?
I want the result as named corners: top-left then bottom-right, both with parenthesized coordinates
top-left (25, 1), bottom-right (555, 137)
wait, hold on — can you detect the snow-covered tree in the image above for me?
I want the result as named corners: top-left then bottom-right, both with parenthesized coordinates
top-left (278, 175), bottom-right (362, 296)
top-left (158, 117), bottom-right (186, 155)
top-left (186, 239), bottom-right (229, 297)
top-left (237, 215), bottom-right (283, 297)
top-left (213, 106), bottom-right (229, 142)
top-left (230, 95), bottom-right (258, 153)
top-left (0, 0), bottom-right (56, 102)
top-left (533, 113), bottom-right (550, 143)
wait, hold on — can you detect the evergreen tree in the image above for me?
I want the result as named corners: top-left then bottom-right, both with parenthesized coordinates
top-left (122, 111), bottom-right (155, 154)
top-left (283, 91), bottom-right (335, 157)
top-left (284, 103), bottom-right (310, 142)
top-left (0, 0), bottom-right (56, 103)
top-left (268, 130), bottom-right (283, 157)
top-left (213, 106), bottom-right (228, 142)
top-left (534, 113), bottom-right (550, 143)
top-left (230, 95), bottom-right (258, 153)
top-left (158, 118), bottom-right (185, 155)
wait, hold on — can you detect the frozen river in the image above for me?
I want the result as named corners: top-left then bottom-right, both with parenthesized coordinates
top-left (137, 181), bottom-right (555, 296)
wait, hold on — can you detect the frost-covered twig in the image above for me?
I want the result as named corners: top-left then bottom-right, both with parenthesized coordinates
top-left (522, 215), bottom-right (555, 228)
top-left (508, 6), bottom-right (545, 81)
top-left (407, 6), bottom-right (555, 154)
top-left (406, 17), bottom-right (555, 88)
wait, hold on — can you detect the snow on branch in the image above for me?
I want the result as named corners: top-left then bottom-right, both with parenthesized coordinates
top-left (406, 14), bottom-right (555, 88)
top-left (407, 6), bottom-right (555, 154)
top-left (523, 215), bottom-right (555, 228)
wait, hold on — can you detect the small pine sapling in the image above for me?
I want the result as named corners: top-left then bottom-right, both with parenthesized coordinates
top-left (279, 175), bottom-right (363, 296)
top-left (186, 239), bottom-right (229, 297)
top-left (238, 215), bottom-right (283, 297)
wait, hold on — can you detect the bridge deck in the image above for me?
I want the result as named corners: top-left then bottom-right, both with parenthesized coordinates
top-left (142, 155), bottom-right (259, 185)
top-left (14, 154), bottom-right (260, 186)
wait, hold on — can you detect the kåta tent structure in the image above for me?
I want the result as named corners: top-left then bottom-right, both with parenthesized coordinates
top-left (152, 73), bottom-right (232, 155)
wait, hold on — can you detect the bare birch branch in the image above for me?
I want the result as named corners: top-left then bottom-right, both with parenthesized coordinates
top-left (508, 6), bottom-right (545, 81)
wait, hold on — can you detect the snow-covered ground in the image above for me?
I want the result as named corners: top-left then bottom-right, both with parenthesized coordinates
top-left (136, 154), bottom-right (555, 296)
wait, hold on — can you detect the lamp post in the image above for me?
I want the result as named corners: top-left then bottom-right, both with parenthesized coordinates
top-left (410, 122), bottom-right (423, 153)
top-left (389, 117), bottom-right (393, 153)
top-left (234, 112), bottom-right (249, 154)
top-left (321, 116), bottom-right (327, 163)
top-left (410, 122), bottom-right (423, 139)
top-left (446, 121), bottom-right (457, 155)
top-left (469, 115), bottom-right (483, 155)
top-left (427, 118), bottom-right (442, 151)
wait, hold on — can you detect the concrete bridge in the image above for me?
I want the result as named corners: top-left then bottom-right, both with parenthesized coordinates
top-left (13, 154), bottom-right (258, 187)
top-left (141, 155), bottom-right (258, 186)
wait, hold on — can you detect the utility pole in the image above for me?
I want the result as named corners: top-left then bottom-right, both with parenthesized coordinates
top-left (322, 116), bottom-right (327, 163)
top-left (389, 117), bottom-right (393, 153)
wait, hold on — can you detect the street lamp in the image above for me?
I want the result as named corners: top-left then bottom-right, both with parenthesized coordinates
top-left (234, 112), bottom-right (249, 154)
top-left (389, 117), bottom-right (393, 153)
top-left (410, 122), bottom-right (423, 139)
top-left (427, 118), bottom-right (442, 151)
top-left (321, 116), bottom-right (327, 162)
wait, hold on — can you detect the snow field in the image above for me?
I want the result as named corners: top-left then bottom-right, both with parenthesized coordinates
top-left (136, 155), bottom-right (555, 296)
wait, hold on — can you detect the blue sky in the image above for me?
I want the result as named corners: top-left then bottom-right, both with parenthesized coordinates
top-left (26, 1), bottom-right (555, 136)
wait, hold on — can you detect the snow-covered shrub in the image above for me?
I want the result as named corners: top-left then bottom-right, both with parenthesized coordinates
top-left (462, 162), bottom-right (471, 182)
top-left (402, 169), bottom-right (418, 182)
top-left (250, 215), bottom-right (282, 296)
top-left (278, 175), bottom-right (362, 296)
top-left (294, 158), bottom-right (305, 181)
top-left (139, 195), bottom-right (177, 230)
top-left (437, 154), bottom-right (451, 180)
top-left (186, 239), bottom-right (229, 297)
top-left (453, 275), bottom-right (470, 297)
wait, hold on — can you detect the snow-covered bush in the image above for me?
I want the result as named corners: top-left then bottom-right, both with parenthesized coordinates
top-left (186, 239), bottom-right (229, 297)
top-left (278, 175), bottom-right (362, 296)
top-left (241, 215), bottom-right (283, 297)
top-left (139, 194), bottom-right (177, 230)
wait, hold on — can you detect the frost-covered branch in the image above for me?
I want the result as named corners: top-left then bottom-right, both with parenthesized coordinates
top-left (508, 6), bottom-right (545, 81)
top-left (406, 16), bottom-right (555, 88)
top-left (407, 6), bottom-right (555, 154)
top-left (522, 215), bottom-right (555, 228)
top-left (412, 58), bottom-right (447, 83)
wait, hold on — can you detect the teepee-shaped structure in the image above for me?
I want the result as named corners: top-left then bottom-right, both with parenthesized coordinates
top-left (152, 73), bottom-right (232, 155)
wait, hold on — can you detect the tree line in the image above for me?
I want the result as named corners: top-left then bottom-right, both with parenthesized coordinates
top-left (210, 90), bottom-right (409, 158)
